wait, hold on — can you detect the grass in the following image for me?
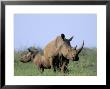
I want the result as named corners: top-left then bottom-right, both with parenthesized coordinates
top-left (14, 47), bottom-right (97, 76)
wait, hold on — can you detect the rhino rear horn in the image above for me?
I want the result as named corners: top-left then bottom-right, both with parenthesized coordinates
top-left (77, 40), bottom-right (84, 54)
top-left (73, 45), bottom-right (77, 50)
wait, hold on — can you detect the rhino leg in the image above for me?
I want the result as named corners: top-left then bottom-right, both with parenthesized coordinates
top-left (41, 67), bottom-right (44, 73)
top-left (49, 57), bottom-right (53, 67)
top-left (56, 61), bottom-right (60, 71)
top-left (64, 60), bottom-right (69, 73)
top-left (49, 57), bottom-right (57, 72)
top-left (64, 65), bottom-right (69, 73)
top-left (37, 64), bottom-right (44, 73)
top-left (60, 56), bottom-right (69, 73)
top-left (61, 61), bottom-right (66, 73)
top-left (56, 58), bottom-right (61, 71)
top-left (53, 59), bottom-right (57, 72)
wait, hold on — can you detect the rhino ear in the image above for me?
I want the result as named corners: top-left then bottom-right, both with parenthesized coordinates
top-left (28, 48), bottom-right (31, 52)
top-left (68, 36), bottom-right (73, 41)
top-left (61, 33), bottom-right (65, 40)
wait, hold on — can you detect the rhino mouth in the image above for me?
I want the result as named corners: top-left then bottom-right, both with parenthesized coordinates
top-left (66, 56), bottom-right (74, 60)
top-left (20, 59), bottom-right (31, 63)
top-left (73, 56), bottom-right (79, 61)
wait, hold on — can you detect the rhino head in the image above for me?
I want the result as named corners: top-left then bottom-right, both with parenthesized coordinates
top-left (59, 41), bottom-right (75, 60)
top-left (59, 40), bottom-right (84, 61)
top-left (20, 47), bottom-right (39, 63)
top-left (72, 40), bottom-right (84, 61)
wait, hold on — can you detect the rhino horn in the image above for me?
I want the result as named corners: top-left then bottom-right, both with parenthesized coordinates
top-left (73, 45), bottom-right (77, 50)
top-left (77, 40), bottom-right (84, 54)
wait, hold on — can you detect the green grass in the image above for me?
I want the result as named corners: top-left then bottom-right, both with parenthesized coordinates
top-left (14, 48), bottom-right (97, 76)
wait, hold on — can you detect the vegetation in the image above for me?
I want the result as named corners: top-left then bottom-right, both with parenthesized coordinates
top-left (14, 47), bottom-right (97, 76)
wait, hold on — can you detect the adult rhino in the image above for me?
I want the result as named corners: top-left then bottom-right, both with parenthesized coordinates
top-left (43, 34), bottom-right (74, 72)
top-left (20, 34), bottom-right (74, 72)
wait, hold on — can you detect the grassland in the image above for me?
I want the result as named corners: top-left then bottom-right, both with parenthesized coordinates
top-left (14, 47), bottom-right (97, 76)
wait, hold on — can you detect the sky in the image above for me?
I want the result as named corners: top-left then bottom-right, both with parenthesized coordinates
top-left (14, 14), bottom-right (97, 50)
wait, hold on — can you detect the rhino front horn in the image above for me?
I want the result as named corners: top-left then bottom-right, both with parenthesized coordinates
top-left (77, 40), bottom-right (84, 54)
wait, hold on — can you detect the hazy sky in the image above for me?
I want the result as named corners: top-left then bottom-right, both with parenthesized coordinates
top-left (14, 14), bottom-right (97, 50)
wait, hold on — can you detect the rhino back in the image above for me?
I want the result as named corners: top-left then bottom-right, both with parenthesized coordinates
top-left (44, 36), bottom-right (64, 59)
